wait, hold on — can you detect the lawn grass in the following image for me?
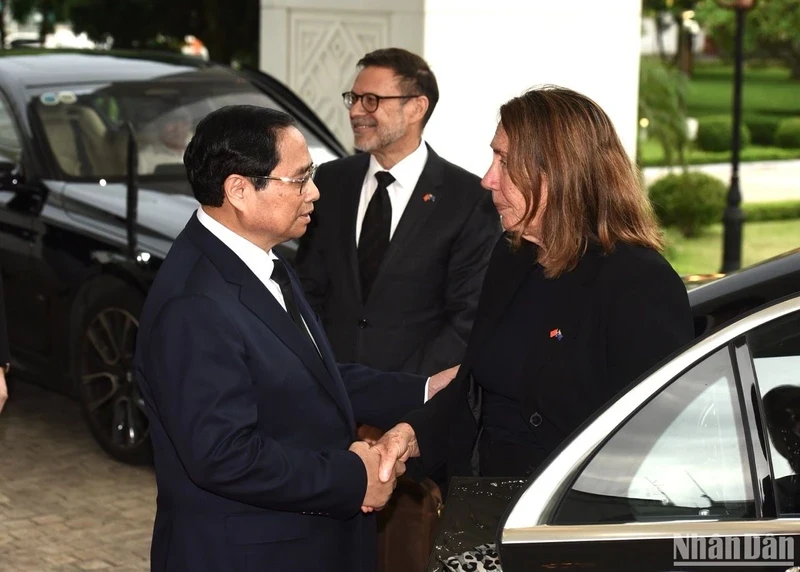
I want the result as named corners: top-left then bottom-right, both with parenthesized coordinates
top-left (638, 60), bottom-right (800, 167)
top-left (638, 138), bottom-right (800, 167)
top-left (663, 219), bottom-right (800, 276)
top-left (686, 61), bottom-right (800, 119)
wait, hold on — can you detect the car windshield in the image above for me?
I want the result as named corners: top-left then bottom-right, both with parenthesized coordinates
top-left (26, 70), bottom-right (337, 182)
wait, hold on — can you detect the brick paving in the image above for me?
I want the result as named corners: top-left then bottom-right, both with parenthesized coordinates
top-left (0, 381), bottom-right (155, 571)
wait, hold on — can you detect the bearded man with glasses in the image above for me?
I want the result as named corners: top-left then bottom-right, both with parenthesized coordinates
top-left (296, 47), bottom-right (500, 572)
top-left (297, 46), bottom-right (498, 388)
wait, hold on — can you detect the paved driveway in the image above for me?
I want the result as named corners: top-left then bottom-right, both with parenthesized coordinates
top-left (0, 381), bottom-right (154, 571)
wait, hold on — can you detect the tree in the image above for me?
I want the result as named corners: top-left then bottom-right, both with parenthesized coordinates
top-left (694, 0), bottom-right (800, 79)
top-left (62, 0), bottom-right (259, 65)
top-left (638, 58), bottom-right (690, 167)
top-left (643, 0), bottom-right (701, 75)
top-left (9, 0), bottom-right (70, 43)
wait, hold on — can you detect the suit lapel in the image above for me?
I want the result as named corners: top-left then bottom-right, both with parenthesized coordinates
top-left (239, 270), bottom-right (356, 426)
top-left (185, 214), bottom-right (355, 425)
top-left (295, 284), bottom-right (356, 434)
top-left (367, 147), bottom-right (444, 300)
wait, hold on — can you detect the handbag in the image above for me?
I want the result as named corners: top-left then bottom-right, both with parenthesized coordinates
top-left (425, 477), bottom-right (525, 572)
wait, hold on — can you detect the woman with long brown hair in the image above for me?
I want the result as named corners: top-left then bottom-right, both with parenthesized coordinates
top-left (375, 85), bottom-right (695, 481)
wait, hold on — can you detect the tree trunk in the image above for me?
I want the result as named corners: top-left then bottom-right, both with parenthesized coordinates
top-left (0, 2), bottom-right (6, 49)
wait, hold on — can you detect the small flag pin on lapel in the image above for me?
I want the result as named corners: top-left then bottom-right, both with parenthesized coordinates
top-left (549, 328), bottom-right (563, 341)
top-left (423, 193), bottom-right (436, 202)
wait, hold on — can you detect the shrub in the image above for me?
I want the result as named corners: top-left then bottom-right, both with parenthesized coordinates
top-left (649, 172), bottom-right (728, 237)
top-left (696, 115), bottom-right (752, 152)
top-left (743, 200), bottom-right (800, 222)
top-left (744, 115), bottom-right (781, 146)
top-left (774, 117), bottom-right (800, 149)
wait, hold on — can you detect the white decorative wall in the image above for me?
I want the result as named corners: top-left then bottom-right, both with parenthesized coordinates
top-left (260, 0), bottom-right (424, 149)
top-left (288, 13), bottom-right (388, 145)
top-left (260, 0), bottom-right (643, 173)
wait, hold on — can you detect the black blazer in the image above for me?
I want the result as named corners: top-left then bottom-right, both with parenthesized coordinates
top-left (403, 236), bottom-right (695, 479)
top-left (134, 214), bottom-right (426, 572)
top-left (295, 145), bottom-right (500, 376)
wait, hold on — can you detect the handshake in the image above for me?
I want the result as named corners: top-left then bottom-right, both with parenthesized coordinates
top-left (349, 422), bottom-right (420, 513)
top-left (349, 363), bottom-right (459, 513)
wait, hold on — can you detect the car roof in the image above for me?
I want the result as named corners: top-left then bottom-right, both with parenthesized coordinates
top-left (0, 49), bottom-right (348, 158)
top-left (688, 247), bottom-right (800, 311)
top-left (0, 50), bottom-right (218, 87)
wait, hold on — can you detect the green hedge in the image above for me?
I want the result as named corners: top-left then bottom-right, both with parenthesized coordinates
top-left (696, 115), bottom-right (752, 152)
top-left (774, 117), bottom-right (800, 149)
top-left (743, 200), bottom-right (800, 222)
top-left (649, 172), bottom-right (727, 237)
top-left (744, 115), bottom-right (781, 146)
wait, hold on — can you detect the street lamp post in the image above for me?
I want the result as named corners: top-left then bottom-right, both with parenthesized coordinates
top-left (715, 0), bottom-right (757, 273)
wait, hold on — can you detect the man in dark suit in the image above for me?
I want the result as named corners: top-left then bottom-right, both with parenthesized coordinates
top-left (134, 105), bottom-right (456, 572)
top-left (295, 48), bottom-right (499, 376)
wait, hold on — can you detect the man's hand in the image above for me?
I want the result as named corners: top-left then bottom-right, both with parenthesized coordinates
top-left (372, 423), bottom-right (419, 484)
top-left (427, 364), bottom-right (460, 400)
top-left (349, 441), bottom-right (403, 513)
top-left (0, 369), bottom-right (7, 414)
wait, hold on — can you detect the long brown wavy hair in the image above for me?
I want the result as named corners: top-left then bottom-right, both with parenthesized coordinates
top-left (500, 86), bottom-right (663, 278)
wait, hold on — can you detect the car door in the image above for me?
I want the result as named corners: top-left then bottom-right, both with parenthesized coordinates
top-left (746, 310), bottom-right (800, 523)
top-left (0, 89), bottom-right (43, 362)
top-left (498, 296), bottom-right (800, 572)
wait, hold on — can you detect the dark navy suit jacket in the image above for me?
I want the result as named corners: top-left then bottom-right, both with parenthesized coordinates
top-left (134, 213), bottom-right (425, 572)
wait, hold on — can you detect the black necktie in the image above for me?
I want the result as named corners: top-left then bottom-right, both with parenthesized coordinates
top-left (271, 259), bottom-right (316, 349)
top-left (358, 171), bottom-right (395, 301)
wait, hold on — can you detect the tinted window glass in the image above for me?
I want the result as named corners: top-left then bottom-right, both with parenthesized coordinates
top-left (554, 347), bottom-right (755, 524)
top-left (27, 72), bottom-right (337, 182)
top-left (0, 95), bottom-right (22, 163)
top-left (748, 310), bottom-right (800, 517)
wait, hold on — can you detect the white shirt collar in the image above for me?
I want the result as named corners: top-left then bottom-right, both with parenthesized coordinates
top-left (366, 139), bottom-right (429, 191)
top-left (196, 206), bottom-right (277, 272)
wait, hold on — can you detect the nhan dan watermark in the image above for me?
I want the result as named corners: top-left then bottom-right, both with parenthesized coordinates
top-left (674, 534), bottom-right (795, 567)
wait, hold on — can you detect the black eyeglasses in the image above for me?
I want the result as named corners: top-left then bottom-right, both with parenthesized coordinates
top-left (342, 91), bottom-right (422, 113)
top-left (246, 164), bottom-right (318, 195)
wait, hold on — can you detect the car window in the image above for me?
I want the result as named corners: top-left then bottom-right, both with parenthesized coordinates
top-left (27, 75), bottom-right (338, 183)
top-left (748, 310), bottom-right (800, 517)
top-left (553, 347), bottom-right (755, 525)
top-left (0, 94), bottom-right (22, 163)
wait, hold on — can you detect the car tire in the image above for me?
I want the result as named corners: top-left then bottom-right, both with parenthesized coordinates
top-left (72, 277), bottom-right (151, 465)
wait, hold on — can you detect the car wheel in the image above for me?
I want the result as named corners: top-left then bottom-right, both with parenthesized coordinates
top-left (73, 278), bottom-right (151, 465)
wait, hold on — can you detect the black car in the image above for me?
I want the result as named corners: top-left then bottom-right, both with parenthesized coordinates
top-left (0, 50), bottom-right (346, 464)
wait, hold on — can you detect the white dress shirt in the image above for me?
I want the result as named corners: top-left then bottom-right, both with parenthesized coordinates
top-left (355, 140), bottom-right (429, 247)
